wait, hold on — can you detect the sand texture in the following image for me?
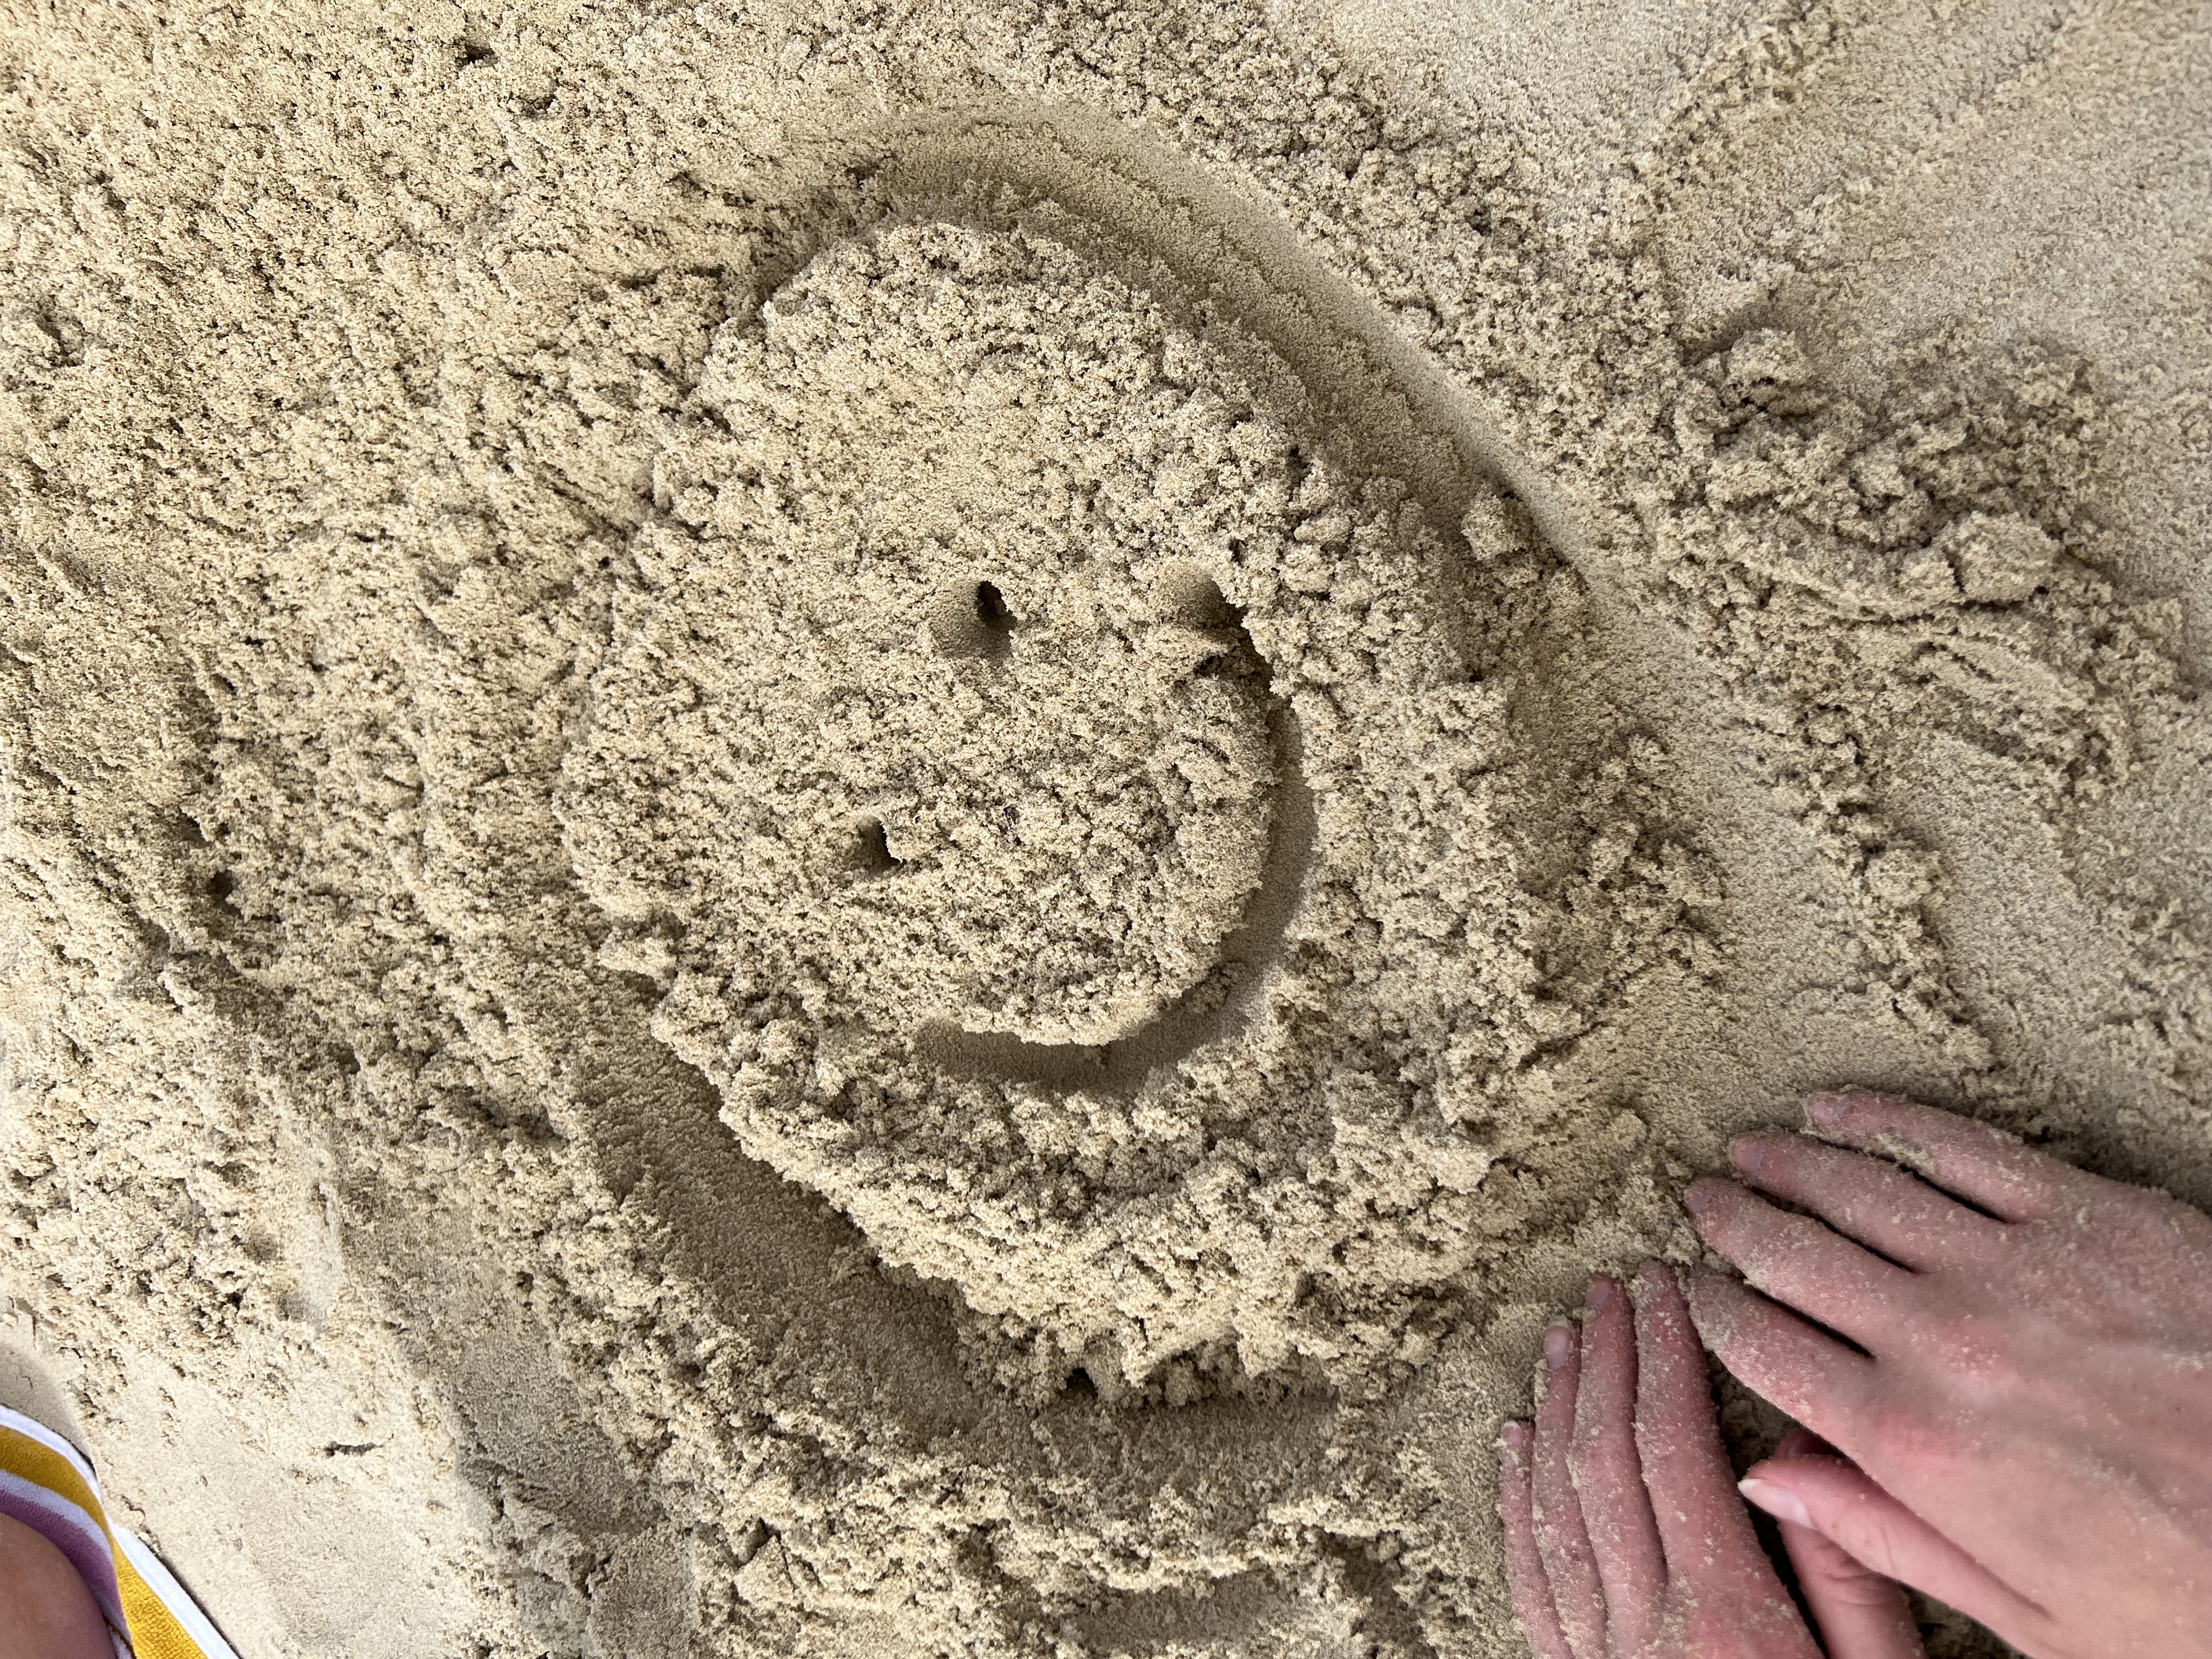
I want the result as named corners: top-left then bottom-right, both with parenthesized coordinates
top-left (0, 1), bottom-right (2207, 1654)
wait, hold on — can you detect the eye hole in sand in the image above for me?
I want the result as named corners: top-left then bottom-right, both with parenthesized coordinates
top-left (974, 579), bottom-right (1015, 636)
top-left (927, 577), bottom-right (1017, 661)
top-left (850, 817), bottom-right (901, 877)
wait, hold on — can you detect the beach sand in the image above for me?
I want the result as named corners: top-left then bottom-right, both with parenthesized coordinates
top-left (0, 1), bottom-right (2205, 1652)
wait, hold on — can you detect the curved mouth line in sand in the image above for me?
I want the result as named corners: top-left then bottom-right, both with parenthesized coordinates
top-left (911, 698), bottom-right (1314, 1092)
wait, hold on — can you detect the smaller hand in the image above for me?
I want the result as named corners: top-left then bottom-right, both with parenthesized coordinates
top-left (1498, 1262), bottom-right (1922, 1659)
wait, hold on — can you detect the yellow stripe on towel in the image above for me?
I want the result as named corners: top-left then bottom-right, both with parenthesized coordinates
top-left (116, 1541), bottom-right (222, 1659)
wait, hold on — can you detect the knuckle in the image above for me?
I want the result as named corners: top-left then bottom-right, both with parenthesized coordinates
top-left (1908, 1305), bottom-right (2012, 1370)
top-left (1837, 1501), bottom-right (1916, 1583)
top-left (1740, 1210), bottom-right (1827, 1281)
top-left (1563, 1439), bottom-right (1605, 1499)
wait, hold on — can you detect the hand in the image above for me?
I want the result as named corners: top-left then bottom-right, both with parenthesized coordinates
top-left (1689, 1089), bottom-right (2212, 1659)
top-left (1498, 1262), bottom-right (1922, 1659)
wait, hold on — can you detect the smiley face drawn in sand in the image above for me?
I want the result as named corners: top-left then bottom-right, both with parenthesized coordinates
top-left (840, 560), bottom-right (1277, 1050)
top-left (571, 226), bottom-right (1290, 1054)
top-left (559, 215), bottom-right (1696, 1393)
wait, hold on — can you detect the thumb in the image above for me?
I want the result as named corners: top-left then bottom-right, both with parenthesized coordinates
top-left (1739, 1452), bottom-right (2046, 1654)
top-left (1761, 1432), bottom-right (1923, 1659)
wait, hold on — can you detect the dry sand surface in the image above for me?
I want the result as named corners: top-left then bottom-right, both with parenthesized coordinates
top-left (0, 1), bottom-right (2207, 1654)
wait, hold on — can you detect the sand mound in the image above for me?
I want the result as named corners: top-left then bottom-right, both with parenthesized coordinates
top-left (0, 2), bottom-right (2204, 1656)
top-left (557, 213), bottom-right (1703, 1398)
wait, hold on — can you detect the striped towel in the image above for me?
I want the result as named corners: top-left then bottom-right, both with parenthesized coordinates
top-left (0, 1402), bottom-right (239, 1659)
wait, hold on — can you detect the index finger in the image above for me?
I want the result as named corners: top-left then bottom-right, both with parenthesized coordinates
top-left (1805, 1091), bottom-right (2085, 1223)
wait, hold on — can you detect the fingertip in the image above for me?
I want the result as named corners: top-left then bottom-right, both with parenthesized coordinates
top-left (1583, 1272), bottom-right (1618, 1313)
top-left (1740, 1452), bottom-right (1833, 1488)
top-left (1500, 1418), bottom-right (1532, 1473)
top-left (1728, 1133), bottom-right (1770, 1177)
top-left (1543, 1320), bottom-right (1576, 1371)
top-left (1681, 1175), bottom-right (1731, 1216)
top-left (1807, 1088), bottom-right (1870, 1128)
top-left (1681, 1266), bottom-right (1750, 1349)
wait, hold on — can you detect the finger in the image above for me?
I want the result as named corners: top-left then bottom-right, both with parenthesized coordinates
top-left (1629, 1262), bottom-right (1768, 1587)
top-left (1805, 1091), bottom-right (2082, 1223)
top-left (1729, 1131), bottom-right (2005, 1271)
top-left (1686, 1268), bottom-right (1874, 1444)
top-left (1566, 1277), bottom-right (1666, 1652)
top-left (1499, 1421), bottom-right (1577, 1659)
top-left (1780, 1520), bottom-right (1927, 1659)
top-left (1531, 1323), bottom-right (1608, 1659)
top-left (1739, 1453), bottom-right (2050, 1655)
top-left (1685, 1179), bottom-right (1918, 1350)
top-left (1768, 1438), bottom-right (1927, 1659)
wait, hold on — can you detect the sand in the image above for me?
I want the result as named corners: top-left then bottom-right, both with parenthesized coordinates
top-left (0, 1), bottom-right (2204, 1655)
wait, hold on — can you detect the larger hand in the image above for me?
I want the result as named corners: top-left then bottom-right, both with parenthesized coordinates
top-left (1689, 1090), bottom-right (2212, 1659)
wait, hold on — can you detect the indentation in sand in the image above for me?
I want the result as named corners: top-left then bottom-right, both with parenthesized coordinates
top-left (557, 140), bottom-right (1701, 1392)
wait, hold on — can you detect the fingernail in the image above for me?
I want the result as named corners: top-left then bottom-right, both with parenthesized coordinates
top-left (1500, 1420), bottom-right (1531, 1470)
top-left (1808, 1093), bottom-right (1853, 1127)
top-left (1544, 1322), bottom-right (1575, 1369)
top-left (1585, 1276), bottom-right (1615, 1312)
top-left (1729, 1136), bottom-right (1766, 1177)
top-left (1739, 1476), bottom-right (1812, 1529)
top-left (1682, 1179), bottom-right (1722, 1215)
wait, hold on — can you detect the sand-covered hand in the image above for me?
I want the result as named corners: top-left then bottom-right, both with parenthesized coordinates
top-left (1690, 1091), bottom-right (2212, 1659)
top-left (1499, 1263), bottom-right (1921, 1659)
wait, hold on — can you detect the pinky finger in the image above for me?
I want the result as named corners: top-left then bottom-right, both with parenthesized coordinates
top-left (1500, 1421), bottom-right (1577, 1659)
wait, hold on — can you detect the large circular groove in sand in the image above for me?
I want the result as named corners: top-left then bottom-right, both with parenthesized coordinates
top-left (558, 103), bottom-right (1666, 1418)
top-left (751, 104), bottom-right (1586, 562)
